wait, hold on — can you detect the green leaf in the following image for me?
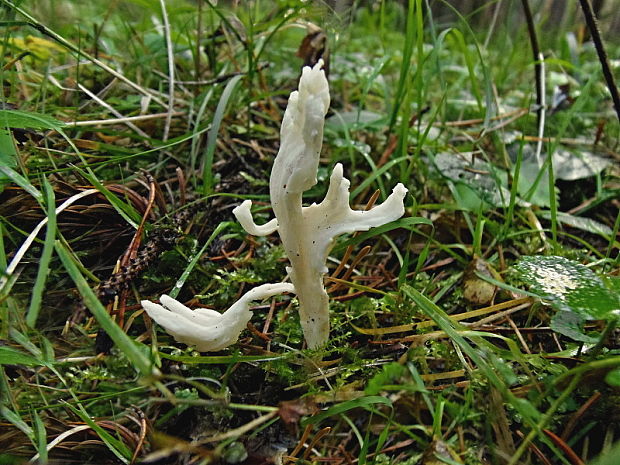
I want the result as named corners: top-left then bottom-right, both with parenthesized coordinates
top-left (550, 311), bottom-right (598, 344)
top-left (365, 362), bottom-right (405, 395)
top-left (0, 346), bottom-right (47, 366)
top-left (513, 256), bottom-right (620, 320)
top-left (538, 211), bottom-right (614, 238)
top-left (518, 158), bottom-right (552, 208)
top-left (0, 406), bottom-right (33, 439)
top-left (169, 222), bottom-right (232, 299)
top-left (605, 368), bottom-right (620, 387)
top-left (0, 129), bottom-right (18, 194)
top-left (302, 396), bottom-right (392, 426)
top-left (203, 74), bottom-right (244, 194)
top-left (63, 401), bottom-right (133, 462)
top-left (32, 409), bottom-right (48, 463)
top-left (0, 109), bottom-right (66, 130)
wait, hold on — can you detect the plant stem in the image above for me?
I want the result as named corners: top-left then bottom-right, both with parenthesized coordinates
top-left (579, 0), bottom-right (620, 124)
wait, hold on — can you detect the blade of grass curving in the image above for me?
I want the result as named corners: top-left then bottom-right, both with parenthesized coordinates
top-left (158, 0), bottom-right (174, 142)
top-left (202, 74), bottom-right (244, 194)
top-left (169, 222), bottom-right (233, 299)
top-left (75, 166), bottom-right (141, 228)
top-left (372, 410), bottom-right (393, 464)
top-left (254, 6), bottom-right (301, 65)
top-left (451, 28), bottom-right (483, 111)
top-left (439, 1), bottom-right (496, 129)
top-left (401, 285), bottom-right (540, 426)
top-left (351, 156), bottom-right (407, 200)
top-left (0, 128), bottom-right (17, 193)
top-left (333, 217), bottom-right (432, 253)
top-left (190, 88), bottom-right (214, 181)
top-left (402, 92), bottom-right (446, 184)
top-left (55, 240), bottom-right (156, 378)
top-left (605, 208), bottom-right (620, 270)
top-left (0, 221), bottom-right (7, 338)
top-left (302, 396), bottom-right (392, 427)
top-left (547, 145), bottom-right (559, 253)
top-left (500, 138), bottom-right (523, 241)
top-left (26, 177), bottom-right (56, 327)
top-left (31, 409), bottom-right (48, 464)
top-left (0, 109), bottom-right (66, 130)
top-left (341, 414), bottom-right (365, 462)
top-left (0, 188), bottom-right (99, 298)
top-left (0, 166), bottom-right (42, 202)
top-left (37, 124), bottom-right (212, 177)
top-left (472, 210), bottom-right (485, 256)
top-left (62, 401), bottom-right (132, 464)
top-left (388, 0), bottom-right (415, 131)
top-left (333, 110), bottom-right (386, 197)
top-left (357, 55), bottom-right (390, 125)
top-left (0, 406), bottom-right (34, 441)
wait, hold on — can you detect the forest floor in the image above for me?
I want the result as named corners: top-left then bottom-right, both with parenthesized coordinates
top-left (1, 1), bottom-right (619, 464)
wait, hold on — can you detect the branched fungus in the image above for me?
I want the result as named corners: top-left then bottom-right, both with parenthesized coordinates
top-left (141, 283), bottom-right (294, 352)
top-left (233, 61), bottom-right (407, 348)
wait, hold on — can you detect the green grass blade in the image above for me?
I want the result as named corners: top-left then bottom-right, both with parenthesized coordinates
top-left (0, 346), bottom-right (47, 366)
top-left (401, 285), bottom-right (540, 425)
top-left (169, 222), bottom-right (233, 299)
top-left (31, 409), bottom-right (48, 464)
top-left (333, 217), bottom-right (432, 252)
top-left (302, 395), bottom-right (392, 427)
top-left (0, 166), bottom-right (42, 203)
top-left (26, 177), bottom-right (57, 327)
top-left (0, 405), bottom-right (34, 440)
top-left (75, 167), bottom-right (141, 228)
top-left (54, 240), bottom-right (157, 378)
top-left (63, 401), bottom-right (132, 463)
top-left (388, 0), bottom-right (416, 130)
top-left (202, 74), bottom-right (244, 194)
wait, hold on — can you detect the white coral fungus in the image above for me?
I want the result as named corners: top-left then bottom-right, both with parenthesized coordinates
top-left (141, 283), bottom-right (294, 352)
top-left (233, 60), bottom-right (408, 349)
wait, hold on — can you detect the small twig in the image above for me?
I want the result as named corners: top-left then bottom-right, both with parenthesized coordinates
top-left (543, 429), bottom-right (585, 465)
top-left (67, 112), bottom-right (183, 127)
top-left (561, 391), bottom-right (602, 440)
top-left (521, 0), bottom-right (543, 131)
top-left (578, 0), bottom-right (620, 124)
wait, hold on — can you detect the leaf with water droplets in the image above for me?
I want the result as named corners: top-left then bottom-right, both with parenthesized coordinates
top-left (513, 256), bottom-right (620, 321)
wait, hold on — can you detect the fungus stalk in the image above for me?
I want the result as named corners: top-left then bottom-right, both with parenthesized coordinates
top-left (234, 61), bottom-right (407, 349)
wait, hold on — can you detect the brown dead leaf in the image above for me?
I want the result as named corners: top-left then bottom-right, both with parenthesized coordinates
top-left (278, 398), bottom-right (318, 432)
top-left (297, 23), bottom-right (330, 76)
